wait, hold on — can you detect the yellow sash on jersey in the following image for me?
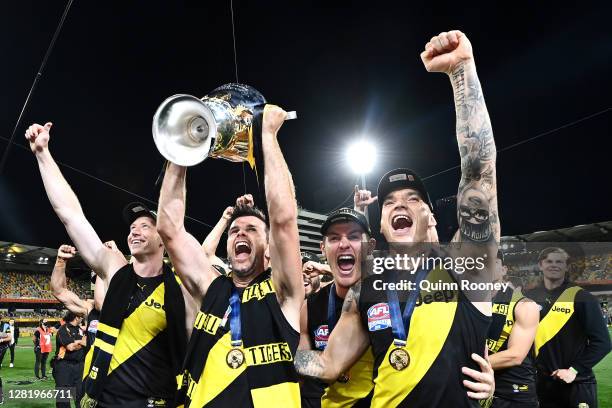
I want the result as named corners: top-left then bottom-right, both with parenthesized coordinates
top-left (321, 347), bottom-right (375, 408)
top-left (487, 288), bottom-right (524, 354)
top-left (186, 330), bottom-right (300, 407)
top-left (370, 267), bottom-right (458, 408)
top-left (534, 286), bottom-right (581, 357)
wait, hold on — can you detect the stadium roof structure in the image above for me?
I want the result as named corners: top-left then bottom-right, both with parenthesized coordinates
top-left (501, 221), bottom-right (612, 242)
top-left (0, 241), bottom-right (91, 274)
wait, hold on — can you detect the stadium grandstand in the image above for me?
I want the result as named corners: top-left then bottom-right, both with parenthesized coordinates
top-left (1, 220), bottom-right (610, 323)
top-left (0, 242), bottom-right (94, 337)
top-left (500, 221), bottom-right (612, 306)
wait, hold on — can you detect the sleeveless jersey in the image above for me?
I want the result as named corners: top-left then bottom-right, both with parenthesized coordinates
top-left (304, 283), bottom-right (374, 408)
top-left (95, 273), bottom-right (175, 405)
top-left (359, 267), bottom-right (491, 408)
top-left (486, 288), bottom-right (536, 402)
top-left (177, 269), bottom-right (300, 408)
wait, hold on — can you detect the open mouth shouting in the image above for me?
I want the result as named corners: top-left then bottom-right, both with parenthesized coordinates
top-left (391, 214), bottom-right (414, 235)
top-left (336, 254), bottom-right (356, 276)
top-left (234, 240), bottom-right (252, 261)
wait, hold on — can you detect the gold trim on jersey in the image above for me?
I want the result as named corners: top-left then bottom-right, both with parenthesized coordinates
top-left (370, 267), bottom-right (458, 408)
top-left (534, 286), bottom-right (581, 357)
top-left (487, 288), bottom-right (524, 353)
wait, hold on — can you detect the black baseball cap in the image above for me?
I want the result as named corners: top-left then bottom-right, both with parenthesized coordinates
top-left (320, 207), bottom-right (371, 237)
top-left (301, 251), bottom-right (320, 264)
top-left (123, 202), bottom-right (157, 225)
top-left (377, 168), bottom-right (433, 213)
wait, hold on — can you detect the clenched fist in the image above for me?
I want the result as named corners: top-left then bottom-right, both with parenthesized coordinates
top-left (57, 244), bottom-right (77, 260)
top-left (262, 105), bottom-right (287, 136)
top-left (420, 30), bottom-right (473, 75)
top-left (25, 122), bottom-right (53, 153)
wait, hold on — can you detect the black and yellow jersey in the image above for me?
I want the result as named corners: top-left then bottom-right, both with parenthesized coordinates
top-left (303, 283), bottom-right (374, 408)
top-left (359, 267), bottom-right (491, 408)
top-left (526, 282), bottom-right (611, 382)
top-left (486, 287), bottom-right (536, 402)
top-left (90, 274), bottom-right (175, 406)
top-left (177, 269), bottom-right (300, 408)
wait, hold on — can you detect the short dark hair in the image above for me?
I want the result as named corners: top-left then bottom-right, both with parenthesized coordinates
top-left (228, 204), bottom-right (267, 228)
top-left (63, 311), bottom-right (78, 324)
top-left (538, 247), bottom-right (569, 264)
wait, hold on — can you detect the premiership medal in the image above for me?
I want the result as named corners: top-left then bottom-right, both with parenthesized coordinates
top-left (226, 348), bottom-right (245, 369)
top-left (389, 347), bottom-right (410, 371)
top-left (386, 267), bottom-right (430, 372)
top-left (227, 288), bottom-right (246, 369)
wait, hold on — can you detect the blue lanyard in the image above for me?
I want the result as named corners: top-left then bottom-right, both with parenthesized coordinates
top-left (386, 267), bottom-right (430, 347)
top-left (327, 284), bottom-right (337, 334)
top-left (229, 287), bottom-right (242, 347)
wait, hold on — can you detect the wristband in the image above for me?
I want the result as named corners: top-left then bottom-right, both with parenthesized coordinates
top-left (569, 367), bottom-right (578, 375)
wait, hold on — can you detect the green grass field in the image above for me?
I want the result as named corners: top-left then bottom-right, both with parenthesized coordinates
top-left (1, 333), bottom-right (612, 407)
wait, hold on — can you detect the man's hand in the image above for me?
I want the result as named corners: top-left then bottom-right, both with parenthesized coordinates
top-left (420, 30), bottom-right (473, 75)
top-left (551, 368), bottom-right (577, 384)
top-left (25, 122), bottom-right (53, 153)
top-left (57, 244), bottom-right (77, 261)
top-left (221, 206), bottom-right (234, 221)
top-left (302, 261), bottom-right (331, 279)
top-left (462, 352), bottom-right (495, 400)
top-left (235, 194), bottom-right (254, 208)
top-left (262, 105), bottom-right (288, 136)
top-left (353, 185), bottom-right (377, 214)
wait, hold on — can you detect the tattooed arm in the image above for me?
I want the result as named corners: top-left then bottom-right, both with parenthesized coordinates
top-left (294, 282), bottom-right (369, 382)
top-left (421, 31), bottom-right (499, 244)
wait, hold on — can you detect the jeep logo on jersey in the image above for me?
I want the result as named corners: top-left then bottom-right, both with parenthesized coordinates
top-left (144, 298), bottom-right (165, 310)
top-left (367, 302), bottom-right (391, 331)
top-left (314, 325), bottom-right (329, 350)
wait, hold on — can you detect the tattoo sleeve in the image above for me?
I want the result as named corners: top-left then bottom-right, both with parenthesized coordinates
top-left (451, 61), bottom-right (500, 243)
top-left (342, 281), bottom-right (361, 313)
top-left (294, 350), bottom-right (326, 380)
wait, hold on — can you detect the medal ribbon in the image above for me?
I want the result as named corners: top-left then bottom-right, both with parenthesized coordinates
top-left (327, 283), bottom-right (337, 334)
top-left (386, 267), bottom-right (430, 347)
top-left (229, 287), bottom-right (242, 347)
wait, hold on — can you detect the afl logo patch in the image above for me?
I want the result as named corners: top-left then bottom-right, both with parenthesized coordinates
top-left (367, 302), bottom-right (391, 331)
top-left (314, 325), bottom-right (329, 350)
top-left (88, 320), bottom-right (99, 334)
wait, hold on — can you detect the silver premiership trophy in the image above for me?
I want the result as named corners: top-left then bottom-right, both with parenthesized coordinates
top-left (152, 83), bottom-right (296, 166)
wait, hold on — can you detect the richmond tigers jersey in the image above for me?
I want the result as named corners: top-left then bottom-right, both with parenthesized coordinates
top-left (487, 288), bottom-right (536, 402)
top-left (304, 283), bottom-right (374, 408)
top-left (359, 267), bottom-right (491, 408)
top-left (96, 274), bottom-right (175, 406)
top-left (177, 269), bottom-right (300, 408)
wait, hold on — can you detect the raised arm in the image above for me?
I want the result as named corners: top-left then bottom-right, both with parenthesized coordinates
top-left (50, 245), bottom-right (94, 317)
top-left (25, 123), bottom-right (126, 280)
top-left (157, 163), bottom-right (217, 304)
top-left (294, 283), bottom-right (369, 382)
top-left (353, 185), bottom-right (377, 215)
top-left (489, 298), bottom-right (539, 370)
top-left (202, 206), bottom-right (233, 258)
top-left (262, 106), bottom-right (304, 328)
top-left (421, 31), bottom-right (499, 244)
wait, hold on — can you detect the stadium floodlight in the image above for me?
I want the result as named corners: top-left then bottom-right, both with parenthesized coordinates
top-left (347, 139), bottom-right (377, 176)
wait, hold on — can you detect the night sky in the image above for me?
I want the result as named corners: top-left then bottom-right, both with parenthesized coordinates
top-left (1, 1), bottom-right (611, 255)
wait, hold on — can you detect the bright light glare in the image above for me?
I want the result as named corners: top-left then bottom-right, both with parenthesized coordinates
top-left (347, 140), bottom-right (376, 174)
